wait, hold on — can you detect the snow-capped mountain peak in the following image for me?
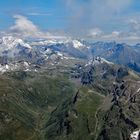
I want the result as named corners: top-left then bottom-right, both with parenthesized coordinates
top-left (0, 36), bottom-right (32, 49)
top-left (86, 56), bottom-right (113, 66)
top-left (72, 40), bottom-right (84, 49)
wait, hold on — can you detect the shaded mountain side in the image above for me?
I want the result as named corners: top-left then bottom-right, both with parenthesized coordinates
top-left (86, 41), bottom-right (140, 73)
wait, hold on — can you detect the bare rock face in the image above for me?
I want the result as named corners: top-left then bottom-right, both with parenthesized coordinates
top-left (97, 79), bottom-right (140, 140)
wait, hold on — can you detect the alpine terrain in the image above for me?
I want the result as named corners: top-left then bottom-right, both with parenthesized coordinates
top-left (0, 36), bottom-right (140, 140)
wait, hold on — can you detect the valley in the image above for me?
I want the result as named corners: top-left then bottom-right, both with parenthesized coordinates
top-left (0, 37), bottom-right (140, 140)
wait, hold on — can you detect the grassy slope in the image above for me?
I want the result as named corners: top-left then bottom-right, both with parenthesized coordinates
top-left (0, 71), bottom-right (75, 140)
top-left (0, 69), bottom-right (105, 140)
top-left (52, 86), bottom-right (104, 140)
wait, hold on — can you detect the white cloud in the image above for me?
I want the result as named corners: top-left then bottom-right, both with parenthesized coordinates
top-left (128, 19), bottom-right (140, 32)
top-left (10, 15), bottom-right (51, 38)
top-left (63, 0), bottom-right (140, 44)
top-left (111, 31), bottom-right (121, 37)
top-left (63, 0), bottom-right (132, 31)
top-left (27, 13), bottom-right (52, 16)
top-left (103, 31), bottom-right (122, 39)
top-left (9, 15), bottom-right (67, 39)
top-left (89, 29), bottom-right (122, 39)
top-left (87, 27), bottom-right (140, 44)
top-left (88, 28), bottom-right (103, 37)
top-left (5, 13), bottom-right (140, 44)
top-left (10, 15), bottom-right (39, 34)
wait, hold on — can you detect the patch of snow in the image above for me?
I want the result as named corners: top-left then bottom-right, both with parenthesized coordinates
top-left (130, 130), bottom-right (140, 140)
top-left (63, 56), bottom-right (76, 60)
top-left (24, 62), bottom-right (29, 67)
top-left (137, 88), bottom-right (140, 93)
top-left (85, 57), bottom-right (113, 67)
top-left (57, 52), bottom-right (63, 57)
top-left (0, 61), bottom-right (31, 73)
top-left (24, 69), bottom-right (30, 72)
top-left (101, 58), bottom-right (113, 64)
top-left (46, 48), bottom-right (52, 53)
top-left (5, 64), bottom-right (9, 69)
top-left (72, 40), bottom-right (83, 49)
top-left (0, 36), bottom-right (32, 49)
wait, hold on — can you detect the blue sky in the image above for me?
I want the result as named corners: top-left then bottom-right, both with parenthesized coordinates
top-left (0, 0), bottom-right (68, 30)
top-left (1, 0), bottom-right (140, 42)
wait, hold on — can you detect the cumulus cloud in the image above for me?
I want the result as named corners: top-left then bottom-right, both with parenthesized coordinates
top-left (87, 27), bottom-right (140, 44)
top-left (103, 31), bottom-right (122, 39)
top-left (65, 0), bottom-right (133, 20)
top-left (128, 19), bottom-right (140, 33)
top-left (10, 15), bottom-right (51, 38)
top-left (62, 0), bottom-right (140, 44)
top-left (64, 0), bottom-right (132, 30)
top-left (10, 14), bottom-right (138, 43)
top-left (88, 28), bottom-right (103, 37)
top-left (9, 15), bottom-right (67, 39)
top-left (10, 15), bottom-right (38, 34)
top-left (88, 29), bottom-right (122, 40)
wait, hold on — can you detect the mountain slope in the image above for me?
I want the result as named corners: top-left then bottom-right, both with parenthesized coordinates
top-left (0, 57), bottom-right (139, 140)
top-left (0, 37), bottom-right (140, 140)
top-left (96, 76), bottom-right (140, 140)
top-left (88, 41), bottom-right (140, 72)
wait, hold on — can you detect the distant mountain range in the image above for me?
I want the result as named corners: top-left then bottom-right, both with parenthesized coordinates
top-left (86, 41), bottom-right (140, 72)
top-left (0, 36), bottom-right (140, 73)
